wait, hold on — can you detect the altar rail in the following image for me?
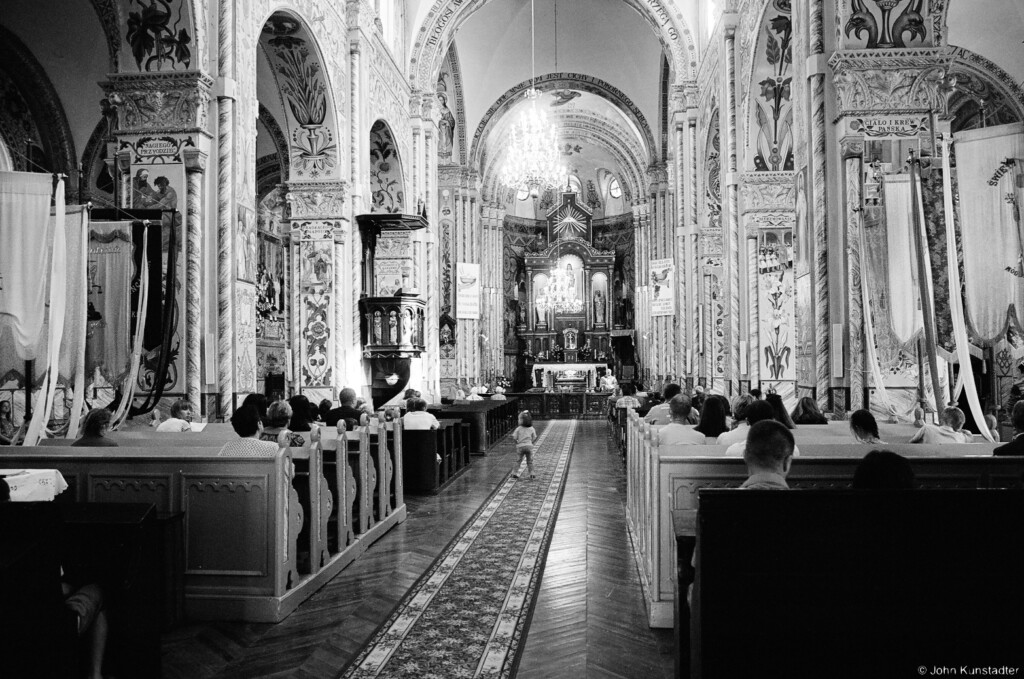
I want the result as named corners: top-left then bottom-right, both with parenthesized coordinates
top-left (505, 392), bottom-right (607, 419)
top-left (622, 410), bottom-right (1024, 628)
top-left (427, 398), bottom-right (518, 454)
top-left (3, 423), bottom-right (405, 623)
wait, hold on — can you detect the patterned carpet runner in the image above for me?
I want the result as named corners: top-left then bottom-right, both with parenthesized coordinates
top-left (339, 420), bottom-right (578, 679)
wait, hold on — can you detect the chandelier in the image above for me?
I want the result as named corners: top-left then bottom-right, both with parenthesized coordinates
top-left (500, 0), bottom-right (562, 195)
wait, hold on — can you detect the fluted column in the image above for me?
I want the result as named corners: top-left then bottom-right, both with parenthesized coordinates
top-left (183, 148), bottom-right (207, 415)
top-left (216, 0), bottom-right (235, 416)
top-left (725, 25), bottom-right (741, 395)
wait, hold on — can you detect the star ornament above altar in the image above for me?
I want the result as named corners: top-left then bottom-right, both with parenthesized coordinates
top-left (551, 202), bottom-right (589, 240)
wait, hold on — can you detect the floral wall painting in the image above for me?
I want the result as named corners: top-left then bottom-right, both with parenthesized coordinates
top-left (844, 0), bottom-right (930, 50)
top-left (125, 0), bottom-right (192, 71)
top-left (261, 13), bottom-right (338, 180)
top-left (758, 230), bottom-right (796, 381)
top-left (299, 239), bottom-right (333, 387)
top-left (705, 111), bottom-right (722, 230)
top-left (751, 0), bottom-right (794, 172)
top-left (235, 283), bottom-right (258, 393)
top-left (370, 120), bottom-right (405, 213)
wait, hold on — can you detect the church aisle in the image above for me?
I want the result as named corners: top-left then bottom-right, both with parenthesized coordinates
top-left (160, 420), bottom-right (672, 678)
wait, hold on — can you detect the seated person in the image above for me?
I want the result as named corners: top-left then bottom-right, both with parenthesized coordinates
top-left (259, 400), bottom-right (307, 447)
top-left (490, 386), bottom-right (507, 401)
top-left (156, 398), bottom-right (193, 432)
top-left (716, 394), bottom-right (756, 447)
top-left (403, 398), bottom-right (440, 430)
top-left (909, 406), bottom-right (973, 444)
top-left (766, 393), bottom-right (796, 429)
top-left (695, 394), bottom-right (730, 439)
top-left (466, 386), bottom-right (484, 401)
top-left (324, 388), bottom-right (368, 429)
top-left (985, 413), bottom-right (1001, 443)
top-left (994, 400), bottom-right (1024, 456)
top-left (791, 396), bottom-right (829, 425)
top-left (645, 383), bottom-right (682, 426)
top-left (403, 389), bottom-right (421, 411)
top-left (615, 382), bottom-right (641, 410)
top-left (656, 395), bottom-right (707, 446)
top-left (726, 401), bottom-right (801, 457)
top-left (218, 405), bottom-right (280, 456)
top-left (240, 393), bottom-right (269, 425)
top-left (852, 450), bottom-right (915, 489)
top-left (317, 399), bottom-right (333, 423)
top-left (741, 420), bottom-right (795, 490)
top-left (850, 409), bottom-right (885, 445)
top-left (72, 408), bottom-right (118, 447)
top-left (0, 399), bottom-right (17, 444)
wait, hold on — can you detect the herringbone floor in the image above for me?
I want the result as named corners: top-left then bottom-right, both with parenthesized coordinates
top-left (160, 421), bottom-right (674, 678)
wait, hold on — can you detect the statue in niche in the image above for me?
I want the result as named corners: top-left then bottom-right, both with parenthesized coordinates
top-left (401, 307), bottom-right (414, 345)
top-left (594, 289), bottom-right (606, 325)
top-left (437, 92), bottom-right (456, 159)
top-left (388, 310), bottom-right (398, 344)
top-left (373, 311), bottom-right (383, 343)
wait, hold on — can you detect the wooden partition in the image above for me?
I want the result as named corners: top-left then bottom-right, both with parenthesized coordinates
top-left (427, 398), bottom-right (518, 454)
top-left (5, 425), bottom-right (405, 623)
top-left (623, 411), bottom-right (1024, 627)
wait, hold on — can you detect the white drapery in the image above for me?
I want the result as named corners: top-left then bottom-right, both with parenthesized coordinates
top-left (62, 206), bottom-right (90, 437)
top-left (953, 123), bottom-right (1024, 341)
top-left (881, 175), bottom-right (924, 344)
top-left (87, 223), bottom-right (134, 384)
top-left (0, 171), bottom-right (57, 359)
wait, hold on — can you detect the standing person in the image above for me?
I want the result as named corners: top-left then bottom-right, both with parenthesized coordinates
top-left (511, 410), bottom-right (538, 480)
top-left (156, 399), bottom-right (193, 432)
top-left (72, 409), bottom-right (118, 447)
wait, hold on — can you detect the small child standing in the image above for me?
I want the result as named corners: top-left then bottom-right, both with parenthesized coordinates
top-left (511, 410), bottom-right (538, 480)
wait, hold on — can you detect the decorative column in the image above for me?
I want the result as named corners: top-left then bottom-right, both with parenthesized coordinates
top-left (724, 24), bottom-right (741, 395)
top-left (285, 182), bottom-right (348, 403)
top-left (216, 0), bottom-right (235, 416)
top-left (183, 148), bottom-right (207, 415)
top-left (807, 0), bottom-right (830, 409)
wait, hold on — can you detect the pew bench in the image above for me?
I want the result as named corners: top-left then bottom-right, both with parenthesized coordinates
top-left (403, 421), bottom-right (472, 494)
top-left (679, 489), bottom-right (1024, 678)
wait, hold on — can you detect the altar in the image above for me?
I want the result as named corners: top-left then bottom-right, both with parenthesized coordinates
top-left (532, 363), bottom-right (609, 390)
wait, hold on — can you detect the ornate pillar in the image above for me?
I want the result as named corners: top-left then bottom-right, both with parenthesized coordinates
top-left (724, 24), bottom-right (741, 395)
top-left (183, 148), bottom-right (207, 415)
top-left (285, 183), bottom-right (348, 403)
top-left (842, 138), bottom-right (865, 410)
top-left (807, 0), bottom-right (830, 409)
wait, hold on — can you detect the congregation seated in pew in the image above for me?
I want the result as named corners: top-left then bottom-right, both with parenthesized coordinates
top-left (403, 398), bottom-right (439, 430)
top-left (724, 400), bottom-right (801, 457)
top-left (260, 400), bottom-right (309, 448)
top-left (994, 400), bottom-right (1024, 456)
top-left (72, 408), bottom-right (117, 447)
top-left (909, 405), bottom-right (973, 444)
top-left (644, 383), bottom-right (682, 426)
top-left (324, 388), bottom-right (368, 429)
top-left (739, 420), bottom-right (794, 490)
top-left (219, 405), bottom-right (280, 457)
top-left (656, 394), bottom-right (705, 446)
top-left (790, 396), bottom-right (829, 425)
top-left (852, 450), bottom-right (915, 489)
top-left (715, 394), bottom-right (755, 447)
top-left (694, 394), bottom-right (729, 439)
top-left (241, 393), bottom-right (269, 424)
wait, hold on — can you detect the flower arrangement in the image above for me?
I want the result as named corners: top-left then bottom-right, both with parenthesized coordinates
top-left (495, 375), bottom-right (512, 390)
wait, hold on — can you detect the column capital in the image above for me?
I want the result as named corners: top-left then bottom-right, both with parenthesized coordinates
top-left (102, 71), bottom-right (214, 135)
top-left (183, 147), bottom-right (208, 173)
top-left (285, 181), bottom-right (349, 220)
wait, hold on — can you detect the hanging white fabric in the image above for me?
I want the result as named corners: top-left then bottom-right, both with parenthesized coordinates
top-left (881, 175), bottom-right (924, 344)
top-left (109, 227), bottom-right (149, 430)
top-left (858, 212), bottom-right (896, 417)
top-left (911, 166), bottom-right (945, 413)
top-left (64, 206), bottom-right (90, 437)
top-left (953, 122), bottom-right (1024, 341)
top-left (87, 223), bottom-right (135, 384)
top-left (943, 139), bottom-right (994, 441)
top-left (0, 171), bottom-right (57, 359)
top-left (24, 179), bottom-right (67, 446)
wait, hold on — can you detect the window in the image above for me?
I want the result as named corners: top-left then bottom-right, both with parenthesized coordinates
top-left (517, 184), bottom-right (531, 201)
top-left (608, 176), bottom-right (622, 199)
top-left (567, 174), bottom-right (582, 195)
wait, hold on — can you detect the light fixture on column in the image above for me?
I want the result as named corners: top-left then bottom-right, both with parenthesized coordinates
top-left (500, 0), bottom-right (563, 196)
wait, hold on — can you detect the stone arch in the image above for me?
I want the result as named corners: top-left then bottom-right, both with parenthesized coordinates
top-left (409, 0), bottom-right (698, 93)
top-left (470, 73), bottom-right (658, 169)
top-left (0, 25), bottom-right (78, 195)
top-left (258, 11), bottom-right (343, 182)
top-left (946, 45), bottom-right (1024, 132)
top-left (370, 119), bottom-right (407, 212)
top-left (87, 0), bottom-right (123, 70)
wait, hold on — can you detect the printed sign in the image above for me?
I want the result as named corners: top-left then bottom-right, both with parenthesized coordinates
top-left (649, 258), bottom-right (675, 317)
top-left (456, 262), bottom-right (481, 319)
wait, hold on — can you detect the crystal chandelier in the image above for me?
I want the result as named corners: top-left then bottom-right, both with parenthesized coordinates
top-left (500, 0), bottom-right (562, 195)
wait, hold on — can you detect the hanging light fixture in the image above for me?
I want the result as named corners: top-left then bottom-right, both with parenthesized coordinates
top-left (500, 0), bottom-right (563, 196)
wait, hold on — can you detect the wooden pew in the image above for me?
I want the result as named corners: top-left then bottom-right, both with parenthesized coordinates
top-left (683, 489), bottom-right (1024, 678)
top-left (623, 410), bottom-right (1024, 628)
top-left (427, 398), bottom-right (518, 455)
top-left (402, 420), bottom-right (471, 494)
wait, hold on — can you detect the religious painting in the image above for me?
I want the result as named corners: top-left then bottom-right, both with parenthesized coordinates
top-left (299, 239), bottom-right (333, 387)
top-left (236, 205), bottom-right (257, 283)
top-left (750, 0), bottom-right (794, 172)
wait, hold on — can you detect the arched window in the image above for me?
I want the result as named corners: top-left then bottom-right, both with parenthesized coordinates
top-left (567, 174), bottom-right (582, 195)
top-left (517, 184), bottom-right (531, 201)
top-left (608, 176), bottom-right (622, 199)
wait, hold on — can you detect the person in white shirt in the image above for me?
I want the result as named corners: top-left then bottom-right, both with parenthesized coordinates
top-left (645, 384), bottom-right (682, 426)
top-left (466, 386), bottom-right (484, 401)
top-left (716, 394), bottom-right (756, 447)
top-left (491, 386), bottom-right (507, 400)
top-left (156, 399), bottom-right (193, 432)
top-left (403, 397), bottom-right (440, 430)
top-left (656, 395), bottom-right (707, 446)
top-left (909, 406), bottom-right (973, 445)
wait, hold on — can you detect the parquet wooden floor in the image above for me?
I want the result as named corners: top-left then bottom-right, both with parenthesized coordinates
top-left (160, 421), bottom-right (674, 678)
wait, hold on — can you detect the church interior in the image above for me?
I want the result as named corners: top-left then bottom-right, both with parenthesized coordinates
top-left (2, 0), bottom-right (1024, 676)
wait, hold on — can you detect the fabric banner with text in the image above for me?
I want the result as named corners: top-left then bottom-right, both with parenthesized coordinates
top-left (456, 262), bottom-right (481, 320)
top-left (649, 259), bottom-right (675, 317)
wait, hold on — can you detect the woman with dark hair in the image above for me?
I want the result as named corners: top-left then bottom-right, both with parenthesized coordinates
top-left (766, 393), bottom-right (796, 429)
top-left (288, 395), bottom-right (315, 433)
top-left (317, 399), bottom-right (333, 423)
top-left (852, 450), bottom-right (915, 489)
top-left (73, 408), bottom-right (118, 447)
top-left (791, 396), bottom-right (828, 425)
top-left (850, 409), bottom-right (885, 444)
top-left (695, 394), bottom-right (730, 439)
top-left (241, 393), bottom-right (269, 424)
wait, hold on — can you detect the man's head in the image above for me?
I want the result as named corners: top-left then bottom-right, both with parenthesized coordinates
top-left (749, 388), bottom-right (763, 400)
top-left (940, 406), bottom-right (966, 430)
top-left (82, 408), bottom-right (112, 437)
top-left (230, 405), bottom-right (262, 437)
top-left (744, 420), bottom-right (795, 475)
top-left (1013, 400), bottom-right (1024, 433)
top-left (744, 400), bottom-right (776, 426)
top-left (170, 398), bottom-right (192, 421)
top-left (668, 394), bottom-right (693, 422)
top-left (621, 382), bottom-right (637, 397)
top-left (662, 383), bottom-right (682, 401)
top-left (339, 387), bottom-right (357, 406)
top-left (732, 394), bottom-right (756, 422)
top-left (408, 397), bottom-right (428, 412)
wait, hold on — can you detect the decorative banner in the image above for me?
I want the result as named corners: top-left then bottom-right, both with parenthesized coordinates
top-left (850, 115), bottom-right (929, 139)
top-left (758, 231), bottom-right (796, 381)
top-left (649, 258), bottom-right (675, 317)
top-left (456, 262), bottom-right (481, 319)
